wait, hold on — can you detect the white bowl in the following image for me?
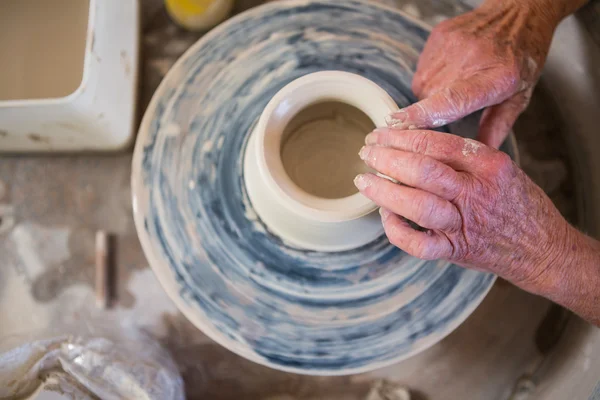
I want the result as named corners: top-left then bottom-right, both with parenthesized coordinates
top-left (0, 0), bottom-right (139, 152)
top-left (243, 71), bottom-right (399, 252)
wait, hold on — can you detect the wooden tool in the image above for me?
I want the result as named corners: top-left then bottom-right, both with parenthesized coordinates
top-left (95, 230), bottom-right (110, 309)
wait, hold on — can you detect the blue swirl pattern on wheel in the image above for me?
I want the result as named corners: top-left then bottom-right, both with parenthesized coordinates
top-left (133, 0), bottom-right (508, 375)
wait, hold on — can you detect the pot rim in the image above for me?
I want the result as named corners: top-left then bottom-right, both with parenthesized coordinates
top-left (253, 70), bottom-right (399, 223)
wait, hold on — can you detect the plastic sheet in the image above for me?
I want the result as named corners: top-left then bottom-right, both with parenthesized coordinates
top-left (0, 335), bottom-right (184, 400)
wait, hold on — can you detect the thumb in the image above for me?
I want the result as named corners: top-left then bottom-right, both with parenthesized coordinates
top-left (387, 74), bottom-right (517, 130)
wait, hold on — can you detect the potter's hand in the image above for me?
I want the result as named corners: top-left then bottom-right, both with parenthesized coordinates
top-left (390, 0), bottom-right (586, 149)
top-left (355, 129), bottom-right (600, 325)
top-left (354, 129), bottom-right (563, 280)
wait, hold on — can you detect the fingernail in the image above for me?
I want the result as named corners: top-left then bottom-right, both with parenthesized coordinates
top-left (358, 146), bottom-right (370, 160)
top-left (354, 174), bottom-right (369, 190)
top-left (385, 110), bottom-right (408, 129)
top-left (379, 207), bottom-right (391, 220)
top-left (365, 133), bottom-right (377, 145)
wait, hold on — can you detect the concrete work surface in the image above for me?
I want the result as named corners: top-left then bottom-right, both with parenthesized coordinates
top-left (1, 0), bottom-right (599, 399)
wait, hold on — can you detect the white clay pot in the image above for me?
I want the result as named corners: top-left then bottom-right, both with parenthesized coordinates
top-left (244, 71), bottom-right (399, 252)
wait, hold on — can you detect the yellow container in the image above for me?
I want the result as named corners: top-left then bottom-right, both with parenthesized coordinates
top-left (165, 0), bottom-right (234, 31)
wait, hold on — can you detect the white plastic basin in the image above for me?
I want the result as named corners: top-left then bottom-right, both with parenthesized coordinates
top-left (0, 0), bottom-right (139, 152)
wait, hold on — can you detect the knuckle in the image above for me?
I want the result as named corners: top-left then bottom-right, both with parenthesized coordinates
top-left (451, 239), bottom-right (469, 261)
top-left (494, 151), bottom-right (515, 175)
top-left (479, 151), bottom-right (518, 183)
top-left (447, 173), bottom-right (465, 200)
top-left (382, 132), bottom-right (400, 148)
top-left (418, 156), bottom-right (444, 182)
top-left (443, 204), bottom-right (461, 232)
top-left (411, 131), bottom-right (433, 155)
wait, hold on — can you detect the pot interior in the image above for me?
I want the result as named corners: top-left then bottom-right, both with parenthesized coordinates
top-left (280, 101), bottom-right (375, 199)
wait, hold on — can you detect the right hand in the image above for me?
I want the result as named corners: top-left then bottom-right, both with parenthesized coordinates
top-left (354, 128), bottom-right (576, 291)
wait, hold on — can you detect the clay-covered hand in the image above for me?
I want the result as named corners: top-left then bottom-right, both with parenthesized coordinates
top-left (354, 128), bottom-right (577, 288)
top-left (355, 128), bottom-right (600, 325)
top-left (389, 0), bottom-right (564, 149)
top-left (356, 128), bottom-right (600, 324)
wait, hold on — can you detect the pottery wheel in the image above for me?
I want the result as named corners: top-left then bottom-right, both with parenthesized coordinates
top-left (132, 0), bottom-right (516, 375)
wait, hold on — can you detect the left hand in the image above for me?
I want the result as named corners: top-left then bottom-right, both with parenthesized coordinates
top-left (388, 0), bottom-right (559, 148)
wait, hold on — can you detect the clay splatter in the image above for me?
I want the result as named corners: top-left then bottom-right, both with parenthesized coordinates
top-left (462, 138), bottom-right (483, 156)
top-left (27, 133), bottom-right (50, 144)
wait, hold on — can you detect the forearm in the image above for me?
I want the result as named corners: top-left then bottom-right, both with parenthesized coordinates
top-left (546, 0), bottom-right (592, 21)
top-left (481, 0), bottom-right (590, 26)
top-left (519, 225), bottom-right (600, 326)
top-left (537, 0), bottom-right (590, 22)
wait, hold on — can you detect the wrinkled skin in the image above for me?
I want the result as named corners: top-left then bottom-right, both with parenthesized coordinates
top-left (356, 129), bottom-right (569, 283)
top-left (387, 0), bottom-right (563, 148)
top-left (357, 0), bottom-right (598, 324)
top-left (356, 130), bottom-right (600, 325)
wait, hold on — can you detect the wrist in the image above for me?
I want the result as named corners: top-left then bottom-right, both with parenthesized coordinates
top-left (513, 219), bottom-right (573, 295)
top-left (521, 223), bottom-right (600, 324)
top-left (533, 0), bottom-right (590, 23)
top-left (479, 0), bottom-right (575, 28)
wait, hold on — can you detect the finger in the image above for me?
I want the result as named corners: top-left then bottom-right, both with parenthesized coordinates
top-left (386, 73), bottom-right (519, 130)
top-left (358, 145), bottom-right (463, 201)
top-left (478, 90), bottom-right (531, 149)
top-left (365, 128), bottom-right (492, 171)
top-left (355, 173), bottom-right (461, 232)
top-left (380, 208), bottom-right (453, 260)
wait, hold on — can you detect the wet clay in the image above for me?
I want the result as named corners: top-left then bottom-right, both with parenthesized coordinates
top-left (0, 0), bottom-right (89, 101)
top-left (281, 101), bottom-right (375, 199)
